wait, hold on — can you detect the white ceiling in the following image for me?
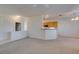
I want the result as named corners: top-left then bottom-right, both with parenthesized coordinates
top-left (0, 4), bottom-right (79, 18)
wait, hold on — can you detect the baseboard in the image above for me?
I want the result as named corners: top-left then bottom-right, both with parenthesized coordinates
top-left (59, 35), bottom-right (79, 39)
top-left (0, 37), bottom-right (28, 45)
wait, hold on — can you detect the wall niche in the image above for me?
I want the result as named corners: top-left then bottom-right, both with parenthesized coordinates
top-left (15, 22), bottom-right (21, 31)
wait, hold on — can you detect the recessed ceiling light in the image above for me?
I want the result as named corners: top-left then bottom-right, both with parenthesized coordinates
top-left (72, 18), bottom-right (75, 21)
top-left (16, 15), bottom-right (21, 18)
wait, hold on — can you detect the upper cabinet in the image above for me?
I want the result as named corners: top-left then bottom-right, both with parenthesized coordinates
top-left (42, 19), bottom-right (58, 29)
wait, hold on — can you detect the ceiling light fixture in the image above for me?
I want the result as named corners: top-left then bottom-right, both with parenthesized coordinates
top-left (75, 16), bottom-right (79, 20)
top-left (16, 15), bottom-right (21, 18)
top-left (71, 16), bottom-right (79, 21)
top-left (71, 18), bottom-right (75, 21)
top-left (45, 14), bottom-right (49, 18)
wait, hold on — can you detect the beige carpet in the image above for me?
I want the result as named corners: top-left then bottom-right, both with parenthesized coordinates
top-left (0, 37), bottom-right (79, 54)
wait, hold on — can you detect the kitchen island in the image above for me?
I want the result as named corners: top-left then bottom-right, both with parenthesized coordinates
top-left (42, 27), bottom-right (57, 40)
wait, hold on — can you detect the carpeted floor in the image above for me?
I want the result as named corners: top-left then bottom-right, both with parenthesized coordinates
top-left (0, 37), bottom-right (79, 54)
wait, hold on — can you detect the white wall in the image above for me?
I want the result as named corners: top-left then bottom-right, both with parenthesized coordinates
top-left (28, 16), bottom-right (45, 39)
top-left (0, 16), bottom-right (13, 32)
top-left (0, 32), bottom-right (11, 41)
top-left (0, 16), bottom-right (28, 42)
top-left (58, 18), bottom-right (79, 38)
top-left (28, 16), bottom-right (79, 39)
